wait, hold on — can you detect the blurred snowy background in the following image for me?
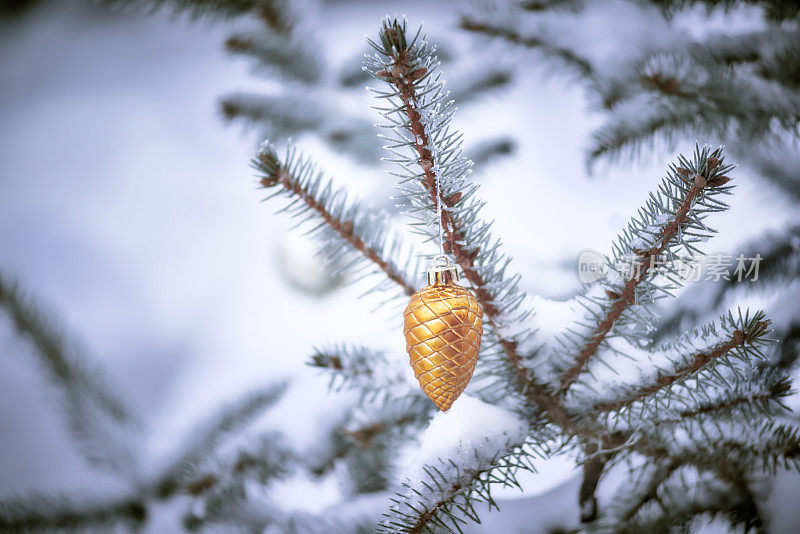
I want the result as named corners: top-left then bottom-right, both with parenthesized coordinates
top-left (1, 0), bottom-right (798, 532)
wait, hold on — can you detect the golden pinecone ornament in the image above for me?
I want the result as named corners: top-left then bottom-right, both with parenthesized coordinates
top-left (403, 258), bottom-right (483, 411)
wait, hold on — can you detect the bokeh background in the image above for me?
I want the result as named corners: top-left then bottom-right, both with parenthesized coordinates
top-left (1, 0), bottom-right (797, 532)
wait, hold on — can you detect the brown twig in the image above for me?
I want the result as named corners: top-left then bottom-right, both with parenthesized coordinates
top-left (579, 443), bottom-right (606, 523)
top-left (560, 168), bottom-right (726, 392)
top-left (408, 488), bottom-right (460, 534)
top-left (377, 32), bottom-right (580, 433)
top-left (378, 35), bottom-right (528, 380)
top-left (593, 323), bottom-right (768, 412)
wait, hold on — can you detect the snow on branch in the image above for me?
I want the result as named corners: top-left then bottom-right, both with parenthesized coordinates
top-left (378, 396), bottom-right (535, 534)
top-left (254, 144), bottom-right (422, 298)
top-left (363, 17), bottom-right (539, 399)
top-left (0, 271), bottom-right (141, 476)
top-left (590, 54), bottom-right (800, 164)
top-left (646, 366), bottom-right (792, 431)
top-left (579, 310), bottom-right (771, 415)
top-left (603, 463), bottom-right (758, 533)
top-left (642, 419), bottom-right (800, 475)
top-left (606, 458), bottom-right (680, 525)
top-left (556, 145), bottom-right (735, 392)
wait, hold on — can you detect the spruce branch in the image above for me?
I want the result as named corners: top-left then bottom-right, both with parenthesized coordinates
top-left (339, 404), bottom-right (433, 494)
top-left (156, 382), bottom-right (287, 497)
top-left (106, 0), bottom-right (260, 19)
top-left (712, 467), bottom-right (767, 534)
top-left (607, 464), bottom-right (730, 533)
top-left (611, 462), bottom-right (770, 534)
top-left (458, 16), bottom-right (593, 79)
top-left (448, 67), bottom-right (513, 106)
top-left (683, 29), bottom-right (797, 68)
top-left (652, 221), bottom-right (800, 361)
top-left (222, 93), bottom-right (322, 134)
top-left (180, 433), bottom-right (295, 530)
top-left (0, 492), bottom-right (146, 532)
top-left (364, 18), bottom-right (538, 394)
top-left (254, 144), bottom-right (421, 298)
top-left (578, 442), bottom-right (610, 523)
top-left (464, 137), bottom-right (516, 168)
top-left (0, 271), bottom-right (140, 475)
top-left (738, 138), bottom-right (800, 202)
top-left (589, 311), bottom-right (771, 413)
top-left (638, 419), bottom-right (800, 476)
top-left (308, 344), bottom-right (420, 403)
top-left (608, 460), bottom-right (767, 532)
top-left (644, 366), bottom-right (793, 428)
top-left (308, 389), bottom-right (435, 493)
top-left (107, 0), bottom-right (294, 31)
top-left (590, 59), bottom-right (800, 164)
top-left (520, 0), bottom-right (584, 11)
top-left (309, 344), bottom-right (389, 388)
top-left (610, 458), bottom-right (681, 524)
top-left (363, 19), bottom-right (591, 442)
top-left (674, 381), bottom-right (789, 420)
top-left (225, 29), bottom-right (322, 85)
top-left (377, 439), bottom-right (540, 534)
top-left (588, 99), bottom-right (695, 163)
top-left (649, 0), bottom-right (800, 22)
top-left (559, 146), bottom-right (735, 391)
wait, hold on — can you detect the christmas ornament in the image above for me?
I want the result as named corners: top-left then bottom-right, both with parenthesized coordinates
top-left (403, 257), bottom-right (483, 411)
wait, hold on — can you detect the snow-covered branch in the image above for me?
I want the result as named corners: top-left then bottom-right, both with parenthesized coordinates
top-left (557, 146), bottom-right (735, 392)
top-left (378, 397), bottom-right (536, 534)
top-left (364, 17), bottom-right (543, 403)
top-left (588, 311), bottom-right (771, 413)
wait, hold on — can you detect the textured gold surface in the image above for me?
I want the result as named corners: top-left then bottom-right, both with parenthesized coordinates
top-left (403, 282), bottom-right (483, 411)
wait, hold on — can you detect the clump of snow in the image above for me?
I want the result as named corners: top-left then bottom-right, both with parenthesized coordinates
top-left (396, 395), bottom-right (529, 506)
top-left (565, 327), bottom-right (729, 410)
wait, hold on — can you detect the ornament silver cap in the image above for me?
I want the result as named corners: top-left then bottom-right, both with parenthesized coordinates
top-left (427, 255), bottom-right (459, 285)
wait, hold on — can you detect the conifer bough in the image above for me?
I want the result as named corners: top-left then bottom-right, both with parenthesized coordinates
top-left (1, 8), bottom-right (796, 533)
top-left (248, 17), bottom-right (797, 533)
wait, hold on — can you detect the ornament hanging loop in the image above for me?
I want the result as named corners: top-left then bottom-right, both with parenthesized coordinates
top-left (427, 254), bottom-right (458, 285)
